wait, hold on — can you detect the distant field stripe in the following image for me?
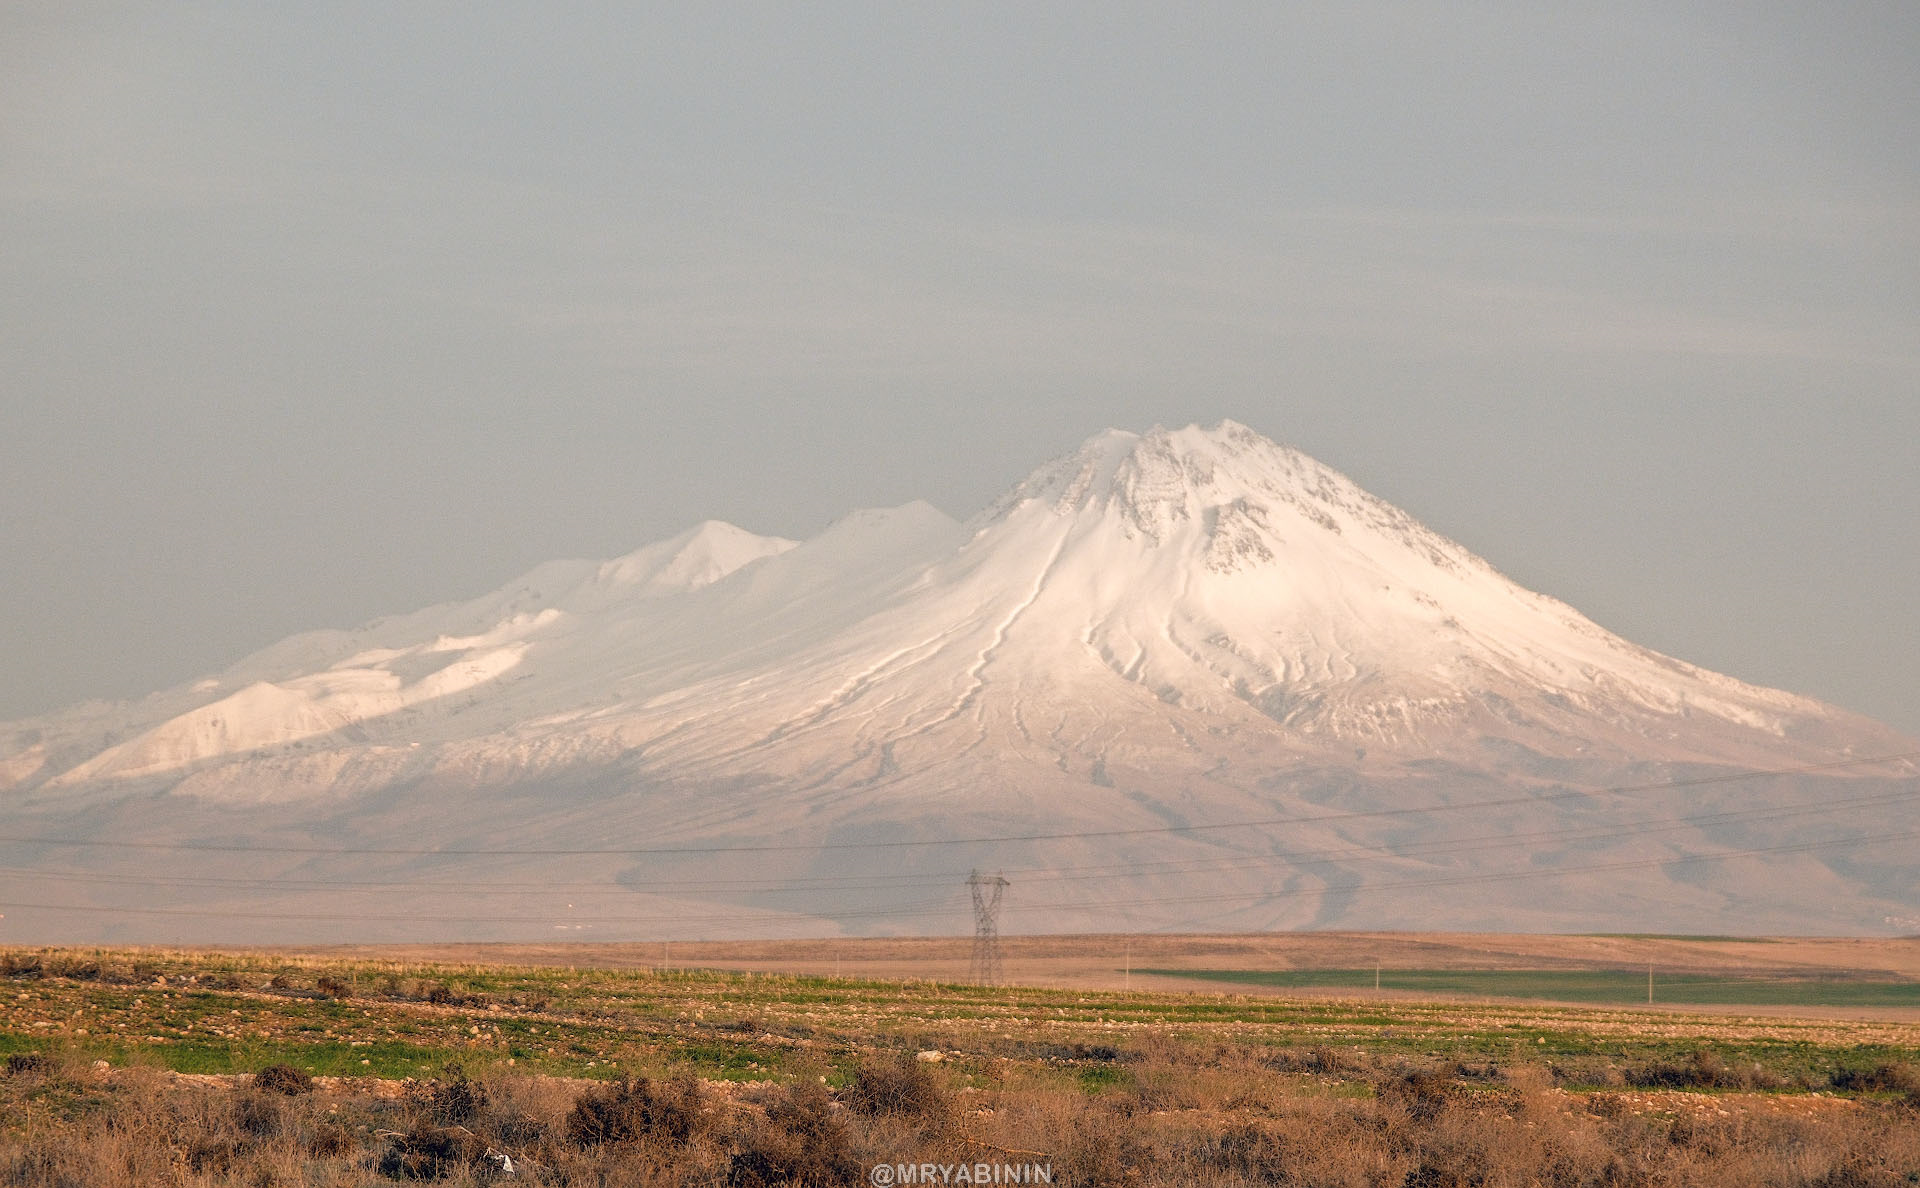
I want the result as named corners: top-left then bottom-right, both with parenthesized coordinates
top-left (1576, 934), bottom-right (1779, 943)
top-left (1142, 968), bottom-right (1920, 1007)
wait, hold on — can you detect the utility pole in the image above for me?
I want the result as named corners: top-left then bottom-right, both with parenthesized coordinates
top-left (967, 870), bottom-right (1009, 987)
top-left (1375, 960), bottom-right (1381, 993)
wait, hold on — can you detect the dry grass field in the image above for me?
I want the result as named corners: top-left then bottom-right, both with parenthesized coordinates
top-left (3, 937), bottom-right (1918, 1185)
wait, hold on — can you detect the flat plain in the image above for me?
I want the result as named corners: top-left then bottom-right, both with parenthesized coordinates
top-left (3, 935), bottom-right (1918, 1185)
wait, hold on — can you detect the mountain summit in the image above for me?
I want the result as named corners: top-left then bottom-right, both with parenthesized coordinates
top-left (3, 422), bottom-right (1913, 941)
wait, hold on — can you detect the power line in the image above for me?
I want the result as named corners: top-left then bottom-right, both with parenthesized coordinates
top-left (967, 870), bottom-right (1009, 986)
top-left (1, 750), bottom-right (1911, 857)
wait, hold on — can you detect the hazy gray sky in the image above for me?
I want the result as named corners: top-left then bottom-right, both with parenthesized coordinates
top-left (4, 3), bottom-right (1917, 733)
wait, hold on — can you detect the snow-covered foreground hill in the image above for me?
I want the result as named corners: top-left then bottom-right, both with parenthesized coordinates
top-left (3, 422), bottom-right (1915, 942)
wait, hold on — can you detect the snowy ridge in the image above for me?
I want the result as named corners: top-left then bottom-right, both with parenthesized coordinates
top-left (588, 520), bottom-right (797, 602)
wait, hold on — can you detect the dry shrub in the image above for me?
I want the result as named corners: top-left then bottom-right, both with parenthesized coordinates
top-left (379, 1123), bottom-right (493, 1181)
top-left (1667, 1110), bottom-right (1760, 1159)
top-left (231, 1091), bottom-right (286, 1138)
top-left (1266, 1044), bottom-right (1360, 1077)
top-left (1498, 1062), bottom-right (1556, 1095)
top-left (45, 957), bottom-right (99, 981)
top-left (1196, 1122), bottom-right (1305, 1181)
top-left (4, 1133), bottom-right (105, 1188)
top-left (315, 974), bottom-right (352, 999)
top-left (0, 954), bottom-right (42, 979)
top-left (3, 1052), bottom-right (56, 1079)
top-left (1377, 1070), bottom-right (1460, 1122)
top-left (93, 963), bottom-right (138, 985)
top-left (1003, 1038), bottom-right (1123, 1064)
top-left (412, 1065), bottom-right (489, 1125)
top-left (308, 1121), bottom-right (354, 1158)
top-left (843, 1054), bottom-right (948, 1120)
top-left (728, 1079), bottom-right (860, 1188)
top-left (1806, 1114), bottom-right (1920, 1188)
top-left (252, 1063), bottom-right (314, 1095)
top-left (1032, 1042), bottom-right (1123, 1063)
top-left (566, 1074), bottom-right (709, 1147)
top-left (477, 1070), bottom-right (569, 1151)
top-left (407, 980), bottom-right (489, 1008)
top-left (1831, 1062), bottom-right (1920, 1095)
top-left (25, 1134), bottom-right (174, 1188)
top-left (1056, 1100), bottom-right (1152, 1188)
top-left (6, 1073), bottom-right (209, 1187)
top-left (1627, 1049), bottom-right (1787, 1091)
top-left (1181, 1103), bottom-right (1402, 1188)
top-left (970, 1087), bottom-right (1135, 1187)
top-left (1400, 1157), bottom-right (1469, 1188)
top-left (1375, 1094), bottom-right (1559, 1188)
top-left (1125, 1055), bottom-right (1219, 1114)
top-left (185, 1134), bottom-right (245, 1175)
top-left (1584, 1092), bottom-right (1631, 1119)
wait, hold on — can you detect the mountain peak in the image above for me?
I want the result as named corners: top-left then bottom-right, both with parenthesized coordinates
top-left (990, 419), bottom-right (1361, 550)
top-left (595, 520), bottom-right (796, 596)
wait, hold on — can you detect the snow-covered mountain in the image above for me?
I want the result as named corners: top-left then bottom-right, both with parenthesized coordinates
top-left (3, 422), bottom-right (1914, 942)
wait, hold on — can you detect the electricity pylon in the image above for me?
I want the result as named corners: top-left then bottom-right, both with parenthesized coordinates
top-left (967, 870), bottom-right (1009, 986)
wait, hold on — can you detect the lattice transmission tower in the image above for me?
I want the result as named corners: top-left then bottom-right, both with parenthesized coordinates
top-left (967, 870), bottom-right (1010, 986)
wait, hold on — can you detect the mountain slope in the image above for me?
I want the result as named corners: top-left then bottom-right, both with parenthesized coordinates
top-left (2, 422), bottom-right (1913, 941)
top-left (579, 422), bottom-right (1887, 796)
